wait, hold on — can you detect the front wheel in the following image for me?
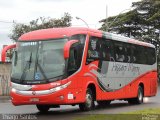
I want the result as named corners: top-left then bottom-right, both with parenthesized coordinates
top-left (79, 88), bottom-right (95, 111)
top-left (36, 105), bottom-right (50, 113)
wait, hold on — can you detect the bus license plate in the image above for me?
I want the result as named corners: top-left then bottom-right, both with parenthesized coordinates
top-left (30, 98), bottom-right (39, 102)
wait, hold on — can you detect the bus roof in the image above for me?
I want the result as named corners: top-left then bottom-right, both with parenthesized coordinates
top-left (103, 32), bottom-right (155, 48)
top-left (19, 27), bottom-right (155, 48)
top-left (19, 27), bottom-right (100, 41)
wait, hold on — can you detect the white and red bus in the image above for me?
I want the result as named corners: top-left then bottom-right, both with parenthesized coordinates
top-left (1, 27), bottom-right (158, 112)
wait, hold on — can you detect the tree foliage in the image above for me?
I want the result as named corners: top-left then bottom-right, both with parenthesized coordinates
top-left (100, 0), bottom-right (160, 42)
top-left (9, 13), bottom-right (72, 41)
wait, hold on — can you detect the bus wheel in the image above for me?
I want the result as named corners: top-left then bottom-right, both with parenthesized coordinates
top-left (97, 100), bottom-right (111, 107)
top-left (79, 88), bottom-right (95, 111)
top-left (128, 86), bottom-right (144, 104)
top-left (36, 105), bottom-right (50, 113)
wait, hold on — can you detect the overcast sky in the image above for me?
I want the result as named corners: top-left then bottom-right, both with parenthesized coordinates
top-left (0, 0), bottom-right (140, 50)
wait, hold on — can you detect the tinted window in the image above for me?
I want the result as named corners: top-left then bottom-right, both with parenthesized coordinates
top-left (147, 48), bottom-right (156, 65)
top-left (114, 42), bottom-right (126, 62)
top-left (135, 46), bottom-right (145, 64)
top-left (86, 37), bottom-right (100, 64)
top-left (131, 45), bottom-right (156, 65)
top-left (101, 40), bottom-right (115, 61)
top-left (86, 36), bottom-right (156, 65)
top-left (113, 41), bottom-right (156, 65)
top-left (86, 36), bottom-right (115, 64)
top-left (125, 44), bottom-right (132, 63)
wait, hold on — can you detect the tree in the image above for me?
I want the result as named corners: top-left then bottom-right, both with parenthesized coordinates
top-left (100, 0), bottom-right (160, 43)
top-left (100, 10), bottom-right (143, 39)
top-left (9, 13), bottom-right (72, 41)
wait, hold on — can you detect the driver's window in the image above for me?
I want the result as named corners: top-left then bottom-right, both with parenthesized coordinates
top-left (67, 34), bottom-right (86, 76)
top-left (68, 48), bottom-right (76, 74)
top-left (67, 44), bottom-right (80, 75)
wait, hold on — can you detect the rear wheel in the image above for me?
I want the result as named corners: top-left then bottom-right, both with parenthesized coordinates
top-left (97, 100), bottom-right (111, 107)
top-left (128, 86), bottom-right (144, 104)
top-left (36, 105), bottom-right (50, 113)
top-left (79, 88), bottom-right (95, 111)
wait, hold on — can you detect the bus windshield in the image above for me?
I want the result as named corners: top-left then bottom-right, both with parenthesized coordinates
top-left (11, 38), bottom-right (67, 84)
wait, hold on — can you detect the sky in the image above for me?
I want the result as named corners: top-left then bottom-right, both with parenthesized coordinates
top-left (0, 0), bottom-right (140, 50)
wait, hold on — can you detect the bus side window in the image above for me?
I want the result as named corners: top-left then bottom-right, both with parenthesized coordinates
top-left (114, 42), bottom-right (125, 62)
top-left (132, 45), bottom-right (147, 64)
top-left (125, 44), bottom-right (132, 63)
top-left (131, 46), bottom-right (137, 63)
top-left (101, 40), bottom-right (115, 61)
top-left (86, 37), bottom-right (100, 64)
top-left (141, 47), bottom-right (148, 64)
top-left (135, 46), bottom-right (147, 64)
top-left (146, 47), bottom-right (156, 65)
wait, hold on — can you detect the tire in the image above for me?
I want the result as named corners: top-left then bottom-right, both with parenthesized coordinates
top-left (97, 100), bottom-right (111, 107)
top-left (36, 105), bottom-right (50, 113)
top-left (79, 88), bottom-right (95, 111)
top-left (128, 86), bottom-right (144, 104)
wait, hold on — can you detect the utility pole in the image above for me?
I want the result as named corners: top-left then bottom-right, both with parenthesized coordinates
top-left (106, 5), bottom-right (108, 32)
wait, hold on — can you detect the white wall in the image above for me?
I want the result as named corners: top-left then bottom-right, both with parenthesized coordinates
top-left (0, 63), bottom-right (11, 96)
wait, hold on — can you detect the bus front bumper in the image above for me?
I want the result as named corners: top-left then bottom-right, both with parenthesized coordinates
top-left (10, 88), bottom-right (71, 106)
top-left (10, 81), bottom-right (79, 106)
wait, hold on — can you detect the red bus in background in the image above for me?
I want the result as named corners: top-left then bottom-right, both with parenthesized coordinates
top-left (1, 27), bottom-right (158, 112)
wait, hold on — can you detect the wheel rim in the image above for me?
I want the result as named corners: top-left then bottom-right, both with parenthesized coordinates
top-left (86, 93), bottom-right (92, 108)
top-left (138, 89), bottom-right (143, 102)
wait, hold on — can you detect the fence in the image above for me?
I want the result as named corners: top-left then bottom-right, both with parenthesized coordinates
top-left (0, 62), bottom-right (11, 96)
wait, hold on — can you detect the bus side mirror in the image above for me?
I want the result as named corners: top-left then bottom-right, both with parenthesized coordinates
top-left (63, 40), bottom-right (79, 59)
top-left (1, 44), bottom-right (16, 62)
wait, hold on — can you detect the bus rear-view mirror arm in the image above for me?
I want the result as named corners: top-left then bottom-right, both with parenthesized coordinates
top-left (63, 40), bottom-right (79, 59)
top-left (1, 44), bottom-right (16, 62)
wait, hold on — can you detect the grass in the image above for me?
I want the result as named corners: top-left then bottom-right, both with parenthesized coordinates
top-left (124, 108), bottom-right (160, 114)
top-left (75, 114), bottom-right (140, 120)
top-left (74, 108), bottom-right (160, 120)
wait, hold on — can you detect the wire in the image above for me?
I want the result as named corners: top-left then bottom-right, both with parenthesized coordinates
top-left (0, 20), bottom-right (14, 24)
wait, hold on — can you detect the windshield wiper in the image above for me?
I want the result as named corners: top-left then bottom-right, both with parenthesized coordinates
top-left (34, 50), bottom-right (49, 82)
top-left (36, 61), bottom-right (49, 83)
top-left (20, 52), bottom-right (32, 83)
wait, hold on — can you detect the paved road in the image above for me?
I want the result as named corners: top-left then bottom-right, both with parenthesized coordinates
top-left (0, 86), bottom-right (159, 120)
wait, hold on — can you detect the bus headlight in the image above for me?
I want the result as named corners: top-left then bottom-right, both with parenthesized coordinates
top-left (11, 88), bottom-right (17, 93)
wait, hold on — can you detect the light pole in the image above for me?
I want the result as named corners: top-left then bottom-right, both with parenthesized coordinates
top-left (76, 17), bottom-right (89, 28)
